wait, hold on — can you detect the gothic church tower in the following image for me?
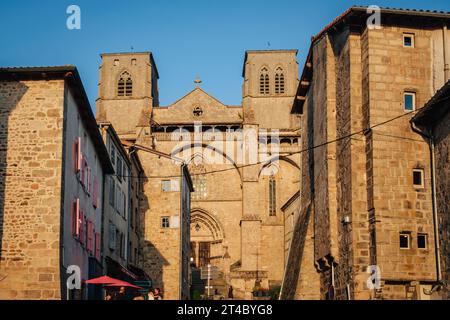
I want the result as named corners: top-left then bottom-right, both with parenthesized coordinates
top-left (96, 52), bottom-right (159, 139)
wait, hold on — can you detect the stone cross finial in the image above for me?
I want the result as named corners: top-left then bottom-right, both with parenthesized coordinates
top-left (194, 76), bottom-right (202, 88)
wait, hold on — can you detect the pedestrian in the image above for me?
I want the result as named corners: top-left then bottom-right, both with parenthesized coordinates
top-left (115, 286), bottom-right (127, 300)
top-left (104, 293), bottom-right (113, 301)
top-left (153, 287), bottom-right (163, 300)
top-left (228, 286), bottom-right (234, 299)
top-left (147, 289), bottom-right (155, 300)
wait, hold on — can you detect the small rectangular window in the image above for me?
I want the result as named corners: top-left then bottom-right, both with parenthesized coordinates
top-left (116, 157), bottom-right (123, 180)
top-left (161, 216), bottom-right (170, 228)
top-left (109, 223), bottom-right (116, 250)
top-left (131, 58), bottom-right (137, 65)
top-left (161, 179), bottom-right (179, 192)
top-left (403, 33), bottom-right (414, 48)
top-left (413, 169), bottom-right (424, 188)
top-left (404, 92), bottom-right (416, 111)
top-left (400, 232), bottom-right (410, 249)
top-left (109, 178), bottom-right (115, 207)
top-left (417, 233), bottom-right (427, 249)
top-left (162, 180), bottom-right (171, 192)
top-left (114, 59), bottom-right (120, 66)
top-left (110, 146), bottom-right (116, 167)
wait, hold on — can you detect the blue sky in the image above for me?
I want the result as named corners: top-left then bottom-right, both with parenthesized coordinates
top-left (1, 0), bottom-right (449, 108)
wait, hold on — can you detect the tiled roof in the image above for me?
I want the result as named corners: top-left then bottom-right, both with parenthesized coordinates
top-left (313, 5), bottom-right (450, 43)
top-left (0, 65), bottom-right (114, 174)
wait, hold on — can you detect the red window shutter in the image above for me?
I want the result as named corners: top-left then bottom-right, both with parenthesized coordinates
top-left (90, 222), bottom-right (94, 253)
top-left (87, 220), bottom-right (93, 253)
top-left (77, 138), bottom-right (82, 170)
top-left (86, 164), bottom-right (90, 193)
top-left (88, 167), bottom-right (92, 194)
top-left (73, 140), bottom-right (78, 172)
top-left (74, 137), bottom-right (82, 172)
top-left (80, 155), bottom-right (85, 185)
top-left (95, 232), bottom-right (101, 261)
top-left (86, 219), bottom-right (90, 251)
top-left (79, 212), bottom-right (85, 246)
top-left (71, 199), bottom-right (80, 238)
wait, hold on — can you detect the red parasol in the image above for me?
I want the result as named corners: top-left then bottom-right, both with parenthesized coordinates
top-left (85, 275), bottom-right (119, 285)
top-left (104, 279), bottom-right (142, 289)
top-left (85, 275), bottom-right (142, 289)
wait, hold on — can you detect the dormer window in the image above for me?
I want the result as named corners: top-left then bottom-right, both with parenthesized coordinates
top-left (259, 67), bottom-right (270, 95)
top-left (118, 71), bottom-right (132, 97)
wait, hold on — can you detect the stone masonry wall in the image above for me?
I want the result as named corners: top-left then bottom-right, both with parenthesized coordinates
top-left (367, 27), bottom-right (436, 299)
top-left (434, 106), bottom-right (450, 299)
top-left (0, 79), bottom-right (64, 299)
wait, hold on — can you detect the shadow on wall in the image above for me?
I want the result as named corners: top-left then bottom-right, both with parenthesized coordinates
top-left (142, 240), bottom-right (169, 295)
top-left (0, 81), bottom-right (29, 281)
top-left (280, 204), bottom-right (312, 300)
top-left (138, 176), bottom-right (170, 297)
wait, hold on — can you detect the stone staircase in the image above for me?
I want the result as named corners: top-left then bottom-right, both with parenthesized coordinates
top-left (191, 267), bottom-right (227, 299)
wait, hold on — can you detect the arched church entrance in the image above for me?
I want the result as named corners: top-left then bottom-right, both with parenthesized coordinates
top-left (190, 208), bottom-right (225, 268)
top-left (189, 208), bottom-right (227, 298)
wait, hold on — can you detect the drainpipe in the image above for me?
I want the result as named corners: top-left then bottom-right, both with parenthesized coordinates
top-left (411, 123), bottom-right (444, 294)
top-left (444, 24), bottom-right (449, 82)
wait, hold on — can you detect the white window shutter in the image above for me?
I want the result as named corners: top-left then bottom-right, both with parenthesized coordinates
top-left (171, 179), bottom-right (180, 192)
top-left (170, 216), bottom-right (180, 228)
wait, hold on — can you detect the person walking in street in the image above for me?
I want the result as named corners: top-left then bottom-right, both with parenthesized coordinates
top-left (228, 286), bottom-right (234, 299)
top-left (147, 290), bottom-right (155, 300)
top-left (153, 288), bottom-right (163, 300)
top-left (115, 286), bottom-right (127, 300)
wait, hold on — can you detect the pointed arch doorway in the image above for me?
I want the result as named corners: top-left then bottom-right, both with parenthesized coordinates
top-left (190, 208), bottom-right (225, 268)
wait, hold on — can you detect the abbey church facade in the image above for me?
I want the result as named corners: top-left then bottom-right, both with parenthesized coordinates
top-left (96, 50), bottom-right (302, 299)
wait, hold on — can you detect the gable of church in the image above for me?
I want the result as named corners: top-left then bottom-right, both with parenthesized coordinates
top-left (153, 87), bottom-right (242, 125)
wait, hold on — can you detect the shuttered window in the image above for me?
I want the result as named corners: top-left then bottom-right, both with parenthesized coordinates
top-left (109, 223), bottom-right (116, 250)
top-left (87, 220), bottom-right (94, 254)
top-left (71, 199), bottom-right (80, 238)
top-left (95, 232), bottom-right (101, 261)
top-left (73, 137), bottom-right (82, 172)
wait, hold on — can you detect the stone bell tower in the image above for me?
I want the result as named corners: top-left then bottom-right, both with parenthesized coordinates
top-left (241, 49), bottom-right (298, 129)
top-left (96, 52), bottom-right (159, 139)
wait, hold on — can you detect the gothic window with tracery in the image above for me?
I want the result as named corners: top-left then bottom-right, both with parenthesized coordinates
top-left (190, 162), bottom-right (207, 200)
top-left (259, 67), bottom-right (270, 95)
top-left (118, 71), bottom-right (133, 97)
top-left (269, 175), bottom-right (276, 216)
top-left (275, 67), bottom-right (285, 94)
